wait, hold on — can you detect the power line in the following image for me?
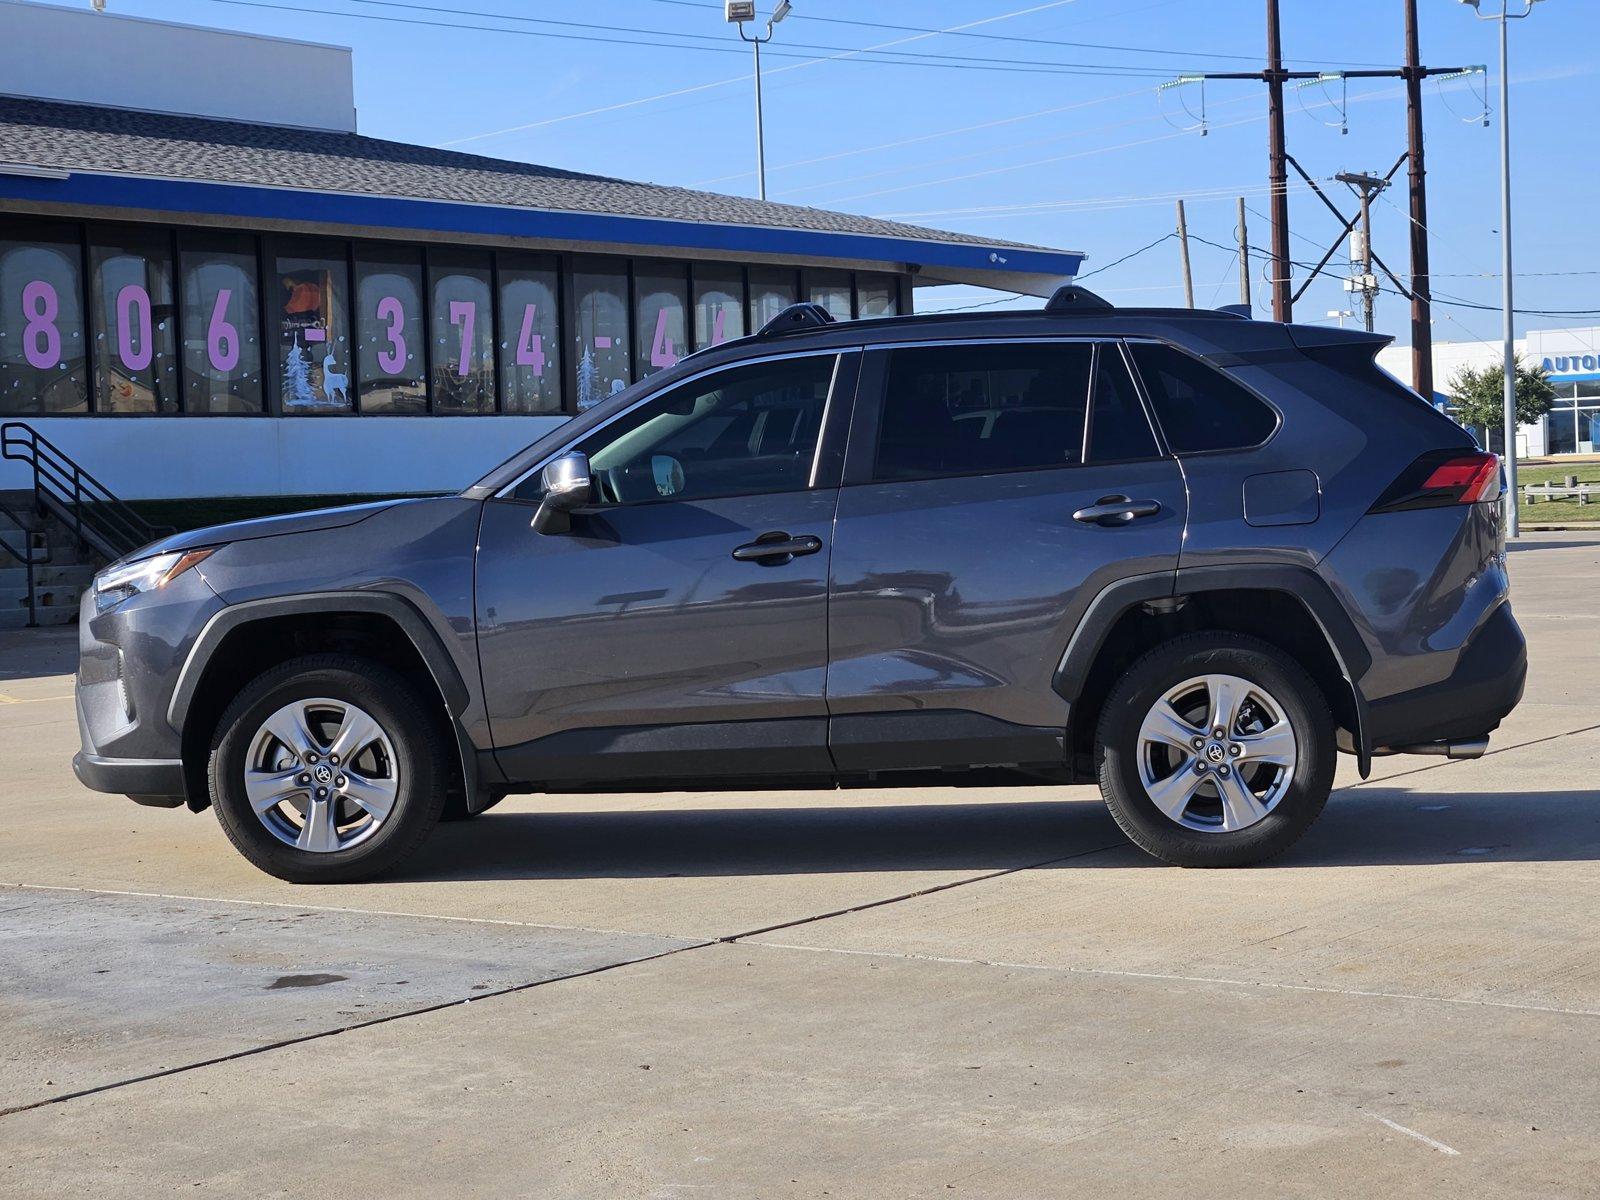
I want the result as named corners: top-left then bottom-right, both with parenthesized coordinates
top-left (199, 0), bottom-right (1179, 77)
top-left (638, 0), bottom-right (1393, 69)
top-left (690, 88), bottom-right (1150, 187)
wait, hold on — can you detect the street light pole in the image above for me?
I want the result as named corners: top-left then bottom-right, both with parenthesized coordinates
top-left (727, 1), bottom-right (792, 202)
top-left (1462, 0), bottom-right (1544, 539)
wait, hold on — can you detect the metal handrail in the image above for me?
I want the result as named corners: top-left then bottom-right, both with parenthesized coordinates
top-left (0, 501), bottom-right (46, 628)
top-left (1, 421), bottom-right (171, 561)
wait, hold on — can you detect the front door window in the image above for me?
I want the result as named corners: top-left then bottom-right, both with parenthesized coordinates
top-left (532, 354), bottom-right (839, 505)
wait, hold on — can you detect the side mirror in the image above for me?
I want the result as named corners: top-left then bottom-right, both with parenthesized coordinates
top-left (530, 452), bottom-right (593, 535)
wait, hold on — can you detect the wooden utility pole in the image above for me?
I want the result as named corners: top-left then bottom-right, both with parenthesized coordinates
top-left (1171, 0), bottom-right (1469, 394)
top-left (1176, 200), bottom-right (1195, 307)
top-left (1403, 0), bottom-right (1435, 401)
top-left (1265, 0), bottom-right (1292, 321)
top-left (1237, 197), bottom-right (1252, 309)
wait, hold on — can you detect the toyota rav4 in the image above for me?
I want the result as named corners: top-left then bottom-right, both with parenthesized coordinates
top-left (72, 290), bottom-right (1527, 882)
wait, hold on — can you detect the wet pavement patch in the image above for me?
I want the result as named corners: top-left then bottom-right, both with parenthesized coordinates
top-left (266, 972), bottom-right (348, 989)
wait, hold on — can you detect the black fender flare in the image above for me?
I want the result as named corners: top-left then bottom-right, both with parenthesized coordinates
top-left (169, 591), bottom-right (492, 810)
top-left (1054, 564), bottom-right (1374, 777)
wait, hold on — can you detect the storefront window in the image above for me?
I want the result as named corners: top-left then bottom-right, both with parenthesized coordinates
top-left (634, 264), bottom-right (687, 380)
top-left (749, 266), bottom-right (797, 332)
top-left (497, 254), bottom-right (560, 414)
top-left (89, 229), bottom-right (178, 414)
top-left (856, 273), bottom-right (899, 318)
top-left (573, 258), bottom-right (631, 410)
top-left (806, 270), bottom-right (853, 322)
top-left (1545, 402), bottom-right (1577, 456)
top-left (0, 227), bottom-right (89, 415)
top-left (429, 250), bottom-right (495, 414)
top-left (273, 241), bottom-right (351, 414)
top-left (180, 234), bottom-right (262, 414)
top-left (693, 266), bottom-right (745, 349)
top-left (355, 247), bottom-right (426, 414)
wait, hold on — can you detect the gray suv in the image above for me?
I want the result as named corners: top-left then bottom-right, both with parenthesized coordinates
top-left (72, 290), bottom-right (1526, 882)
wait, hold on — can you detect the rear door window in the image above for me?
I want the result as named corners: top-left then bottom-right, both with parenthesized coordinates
top-left (1131, 342), bottom-right (1277, 453)
top-left (874, 341), bottom-right (1094, 481)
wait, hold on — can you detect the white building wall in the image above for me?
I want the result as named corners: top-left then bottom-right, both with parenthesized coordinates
top-left (1380, 325), bottom-right (1600, 458)
top-left (0, 417), bottom-right (566, 500)
top-left (2, 0), bottom-right (356, 132)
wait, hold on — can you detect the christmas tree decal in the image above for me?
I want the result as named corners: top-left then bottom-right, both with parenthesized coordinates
top-left (577, 345), bottom-right (599, 410)
top-left (282, 334), bottom-right (315, 406)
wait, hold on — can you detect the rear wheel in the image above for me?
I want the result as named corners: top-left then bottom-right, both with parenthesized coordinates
top-left (208, 654), bottom-right (448, 883)
top-left (1095, 633), bottom-right (1335, 867)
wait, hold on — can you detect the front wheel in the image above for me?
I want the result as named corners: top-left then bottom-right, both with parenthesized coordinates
top-left (1095, 633), bottom-right (1335, 867)
top-left (208, 654), bottom-right (448, 883)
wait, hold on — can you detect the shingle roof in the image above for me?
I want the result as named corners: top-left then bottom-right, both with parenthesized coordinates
top-left (0, 96), bottom-right (1051, 253)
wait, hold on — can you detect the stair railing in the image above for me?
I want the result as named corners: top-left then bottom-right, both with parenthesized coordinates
top-left (1, 421), bottom-right (171, 562)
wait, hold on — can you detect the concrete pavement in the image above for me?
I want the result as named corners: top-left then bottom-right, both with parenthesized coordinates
top-left (1, 531), bottom-right (1597, 1197)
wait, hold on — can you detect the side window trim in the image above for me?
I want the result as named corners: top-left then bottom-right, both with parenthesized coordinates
top-left (495, 346), bottom-right (859, 504)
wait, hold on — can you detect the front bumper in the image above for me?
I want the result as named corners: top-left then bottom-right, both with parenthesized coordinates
top-left (71, 751), bottom-right (186, 806)
top-left (74, 568), bottom-right (224, 805)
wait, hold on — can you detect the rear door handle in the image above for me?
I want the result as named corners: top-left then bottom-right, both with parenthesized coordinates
top-left (1072, 496), bottom-right (1162, 526)
top-left (731, 533), bottom-right (823, 564)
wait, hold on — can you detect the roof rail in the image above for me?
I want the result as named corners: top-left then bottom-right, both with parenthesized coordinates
top-left (756, 302), bottom-right (835, 338)
top-left (1043, 284), bottom-right (1113, 314)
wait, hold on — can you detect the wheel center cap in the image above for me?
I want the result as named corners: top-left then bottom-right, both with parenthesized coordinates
top-left (1205, 742), bottom-right (1226, 764)
top-left (313, 764), bottom-right (333, 784)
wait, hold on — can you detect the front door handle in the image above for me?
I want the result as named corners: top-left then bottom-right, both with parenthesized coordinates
top-left (732, 532), bottom-right (824, 565)
top-left (1072, 496), bottom-right (1162, 527)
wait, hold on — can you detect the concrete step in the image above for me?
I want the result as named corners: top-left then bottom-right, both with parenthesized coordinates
top-left (0, 563), bottom-right (94, 589)
top-left (1, 527), bottom-right (47, 556)
top-left (3, 582), bottom-right (83, 613)
top-left (0, 601), bottom-right (78, 629)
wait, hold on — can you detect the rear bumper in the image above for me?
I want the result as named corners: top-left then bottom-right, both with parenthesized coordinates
top-left (72, 751), bottom-right (186, 806)
top-left (1364, 602), bottom-right (1527, 749)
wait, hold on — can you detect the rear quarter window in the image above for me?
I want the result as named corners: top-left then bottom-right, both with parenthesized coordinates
top-left (1131, 342), bottom-right (1277, 453)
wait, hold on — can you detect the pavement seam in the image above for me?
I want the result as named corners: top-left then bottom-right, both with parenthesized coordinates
top-left (715, 840), bottom-right (1128, 943)
top-left (2, 882), bottom-right (668, 941)
top-left (0, 939), bottom-right (713, 1122)
top-left (1344, 720), bottom-right (1600, 790)
top-left (0, 846), bottom-right (1126, 1119)
top-left (744, 940), bottom-right (1600, 1019)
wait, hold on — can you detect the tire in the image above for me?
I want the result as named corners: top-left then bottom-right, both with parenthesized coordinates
top-left (208, 654), bottom-right (448, 883)
top-left (1095, 632), bottom-right (1335, 868)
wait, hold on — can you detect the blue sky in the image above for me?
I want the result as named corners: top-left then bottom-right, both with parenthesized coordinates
top-left (100, 0), bottom-right (1598, 346)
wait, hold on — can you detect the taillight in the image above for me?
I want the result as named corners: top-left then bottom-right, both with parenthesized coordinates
top-left (1369, 450), bottom-right (1503, 513)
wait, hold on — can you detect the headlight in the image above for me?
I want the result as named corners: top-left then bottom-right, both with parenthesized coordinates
top-left (93, 548), bottom-right (217, 613)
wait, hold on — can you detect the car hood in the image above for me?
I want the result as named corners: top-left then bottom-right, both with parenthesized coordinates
top-left (128, 499), bottom-right (414, 560)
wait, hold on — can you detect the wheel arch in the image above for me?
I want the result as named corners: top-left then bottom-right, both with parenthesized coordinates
top-left (169, 592), bottom-right (488, 813)
top-left (1056, 565), bottom-right (1373, 778)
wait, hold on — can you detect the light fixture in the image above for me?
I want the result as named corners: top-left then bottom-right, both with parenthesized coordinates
top-left (772, 0), bottom-right (792, 23)
top-left (725, 1), bottom-right (756, 23)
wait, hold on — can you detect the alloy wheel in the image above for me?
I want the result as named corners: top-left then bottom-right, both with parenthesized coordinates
top-left (1134, 673), bottom-right (1298, 833)
top-left (244, 697), bottom-right (400, 853)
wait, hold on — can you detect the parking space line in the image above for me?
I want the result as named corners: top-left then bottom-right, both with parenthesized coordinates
top-left (0, 692), bottom-right (72, 704)
top-left (746, 940), bottom-right (1600, 1020)
top-left (1368, 1113), bottom-right (1461, 1156)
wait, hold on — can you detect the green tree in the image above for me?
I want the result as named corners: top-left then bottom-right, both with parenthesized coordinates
top-left (1446, 354), bottom-right (1557, 433)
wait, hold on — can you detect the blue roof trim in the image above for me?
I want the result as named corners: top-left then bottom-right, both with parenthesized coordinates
top-left (0, 171), bottom-right (1085, 278)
